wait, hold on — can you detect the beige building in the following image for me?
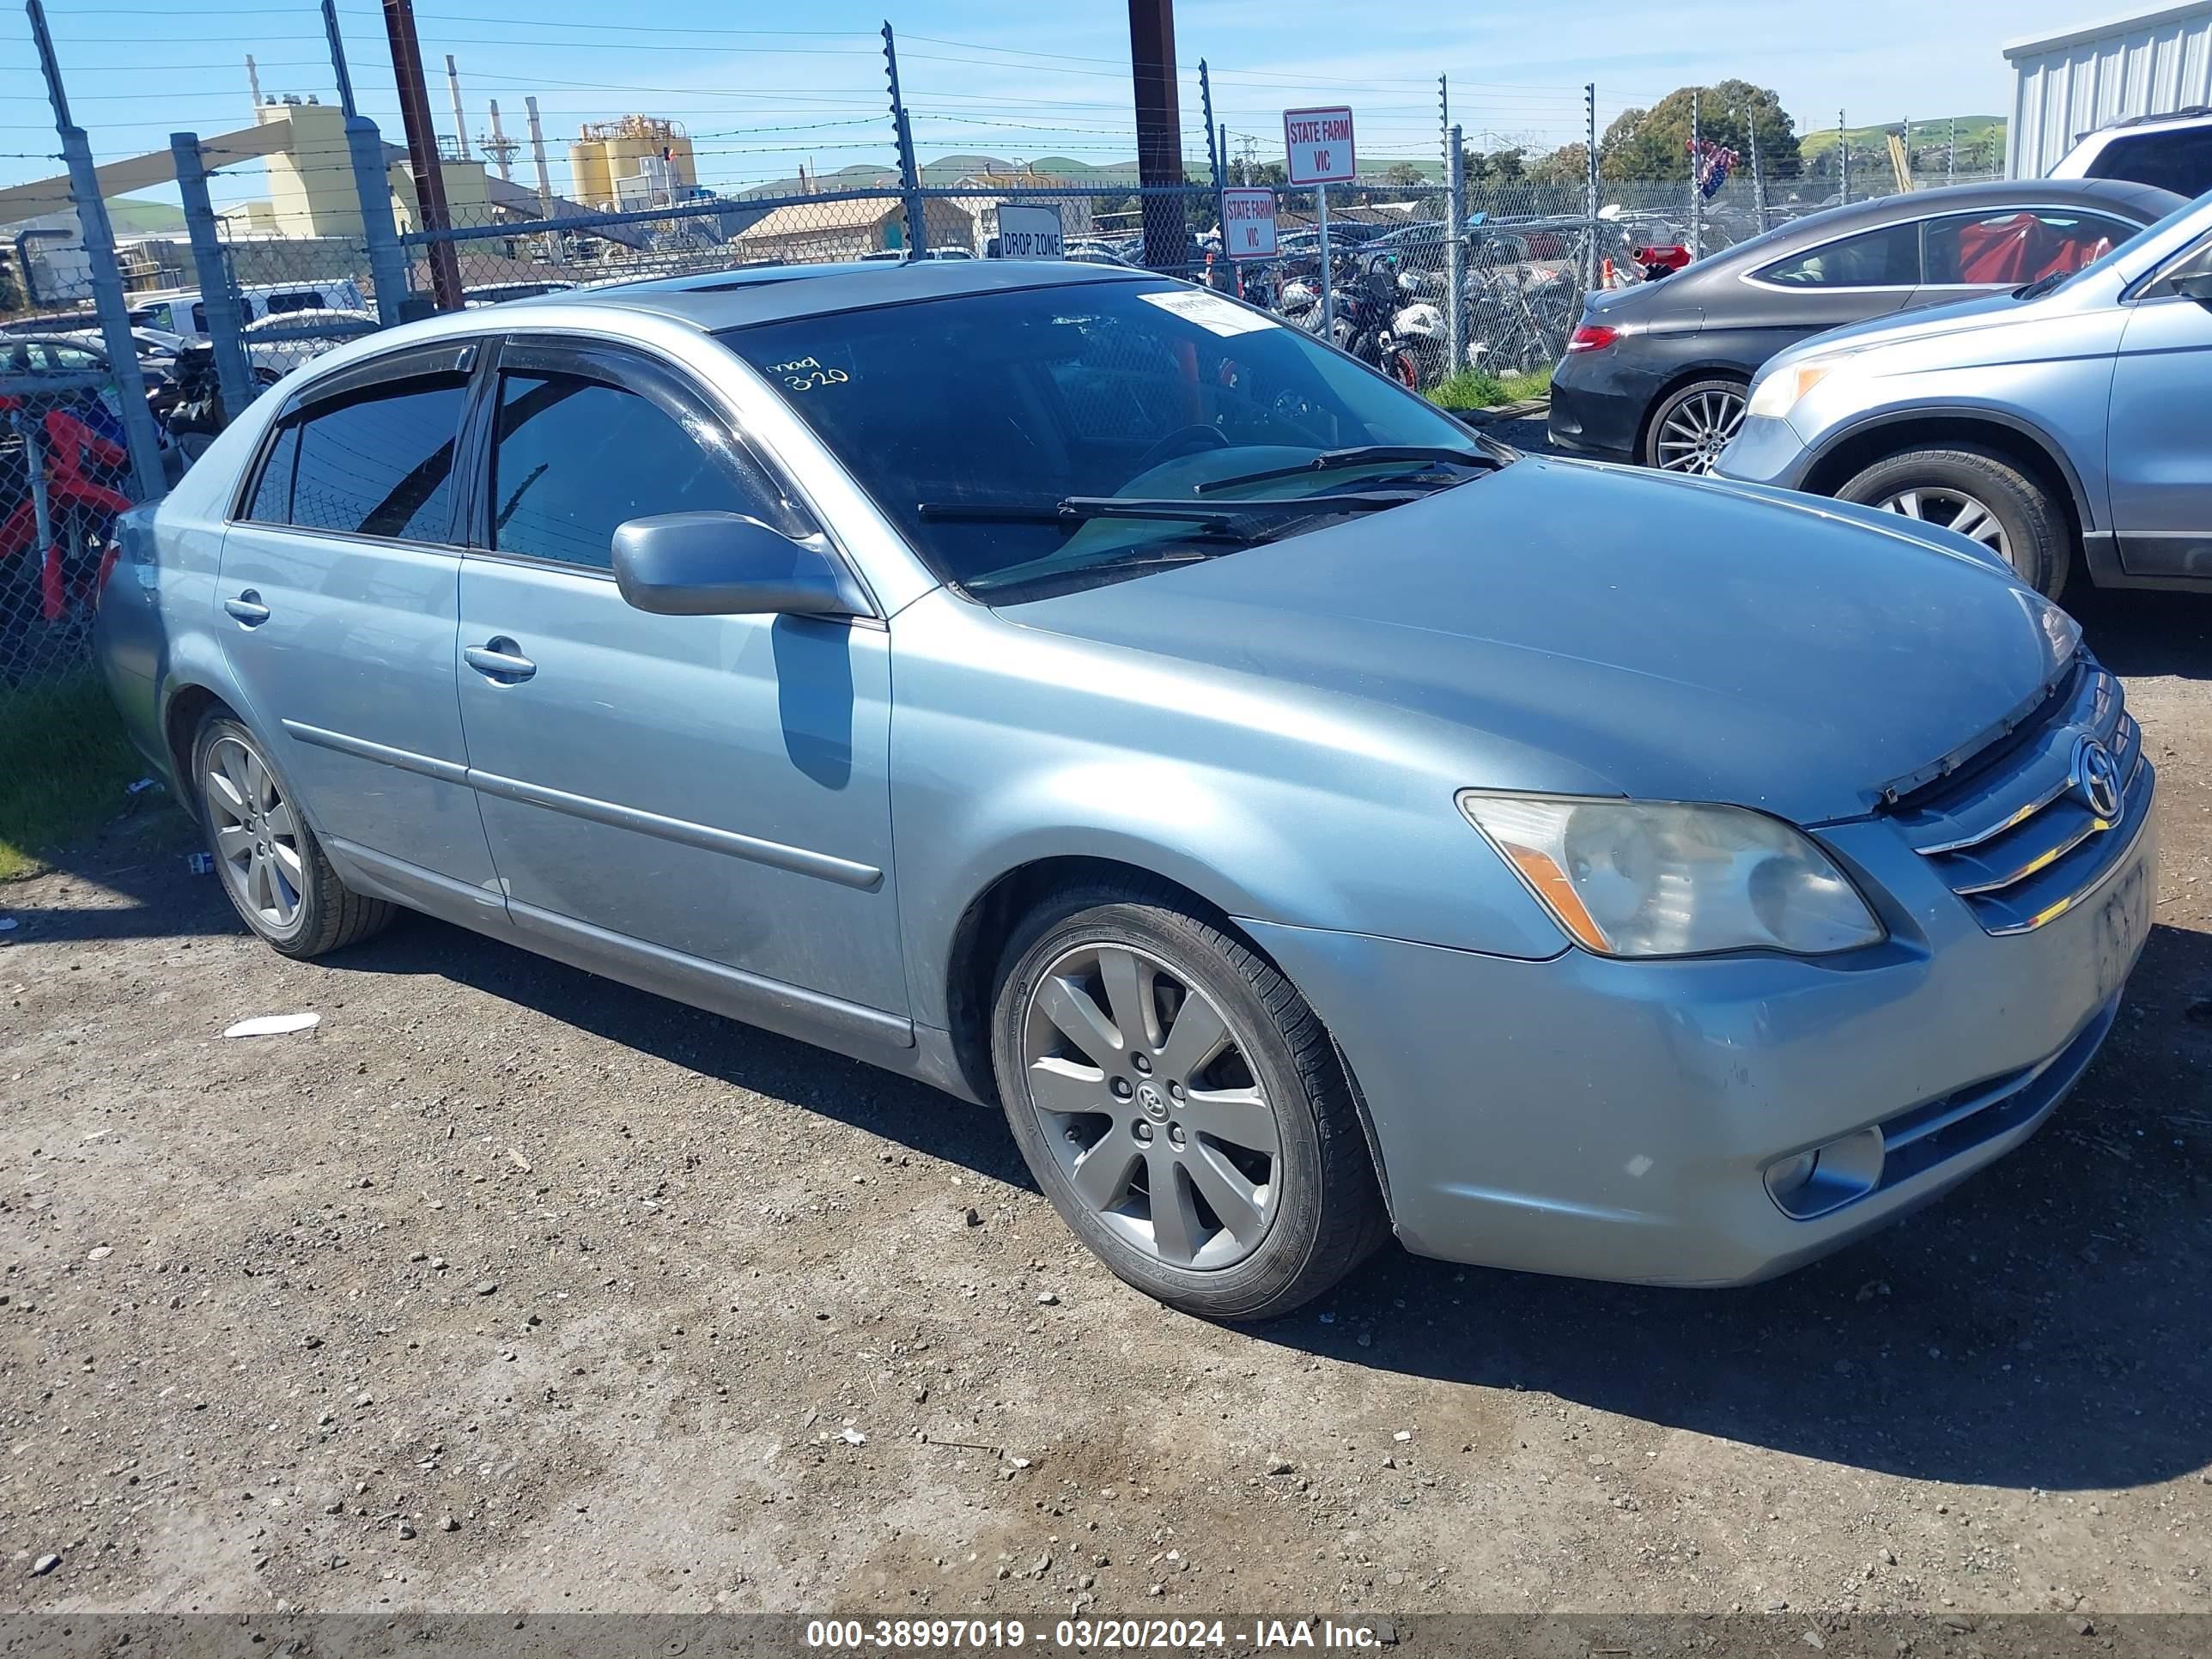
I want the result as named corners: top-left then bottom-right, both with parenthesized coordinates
top-left (732, 195), bottom-right (973, 263)
top-left (569, 116), bottom-right (696, 210)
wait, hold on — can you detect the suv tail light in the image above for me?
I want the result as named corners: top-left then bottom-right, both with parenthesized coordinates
top-left (1566, 323), bottom-right (1620, 354)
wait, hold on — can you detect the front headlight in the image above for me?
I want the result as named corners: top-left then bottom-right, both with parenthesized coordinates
top-left (1746, 352), bottom-right (1857, 421)
top-left (1457, 793), bottom-right (1885, 957)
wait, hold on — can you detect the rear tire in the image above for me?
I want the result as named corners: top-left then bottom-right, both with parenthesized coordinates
top-left (1643, 376), bottom-right (1747, 474)
top-left (191, 713), bottom-right (394, 959)
top-left (1836, 445), bottom-right (2070, 597)
top-left (989, 879), bottom-right (1388, 1322)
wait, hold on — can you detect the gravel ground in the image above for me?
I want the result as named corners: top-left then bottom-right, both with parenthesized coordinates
top-left (2, 591), bottom-right (2209, 1620)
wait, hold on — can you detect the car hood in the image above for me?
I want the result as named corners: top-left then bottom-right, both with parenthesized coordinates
top-left (1764, 286), bottom-right (2049, 368)
top-left (1001, 457), bottom-right (2074, 825)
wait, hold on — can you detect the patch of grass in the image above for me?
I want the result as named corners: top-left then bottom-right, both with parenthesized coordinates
top-left (1430, 364), bottom-right (1553, 410)
top-left (0, 672), bottom-right (156, 881)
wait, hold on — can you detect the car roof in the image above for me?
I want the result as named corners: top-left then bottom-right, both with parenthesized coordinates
top-left (499, 258), bottom-right (1152, 333)
top-left (1692, 176), bottom-right (2185, 272)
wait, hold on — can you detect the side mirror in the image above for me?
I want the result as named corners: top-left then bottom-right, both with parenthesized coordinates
top-left (610, 511), bottom-right (867, 618)
top-left (2176, 270), bottom-right (2212, 303)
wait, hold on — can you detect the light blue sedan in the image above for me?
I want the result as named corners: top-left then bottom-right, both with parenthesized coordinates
top-left (1720, 188), bottom-right (2212, 599)
top-left (97, 261), bottom-right (2154, 1319)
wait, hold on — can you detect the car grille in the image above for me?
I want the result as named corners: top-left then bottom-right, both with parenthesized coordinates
top-left (1890, 658), bottom-right (2154, 936)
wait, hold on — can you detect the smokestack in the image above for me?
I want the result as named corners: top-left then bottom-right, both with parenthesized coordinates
top-left (444, 53), bottom-right (472, 158)
top-left (486, 97), bottom-right (514, 179)
top-left (525, 94), bottom-right (553, 214)
top-left (246, 52), bottom-right (262, 113)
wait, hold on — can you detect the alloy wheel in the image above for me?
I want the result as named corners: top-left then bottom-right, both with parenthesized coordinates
top-left (203, 735), bottom-right (305, 931)
top-left (1875, 486), bottom-right (2015, 569)
top-left (1653, 386), bottom-right (1747, 474)
top-left (1019, 943), bottom-right (1281, 1271)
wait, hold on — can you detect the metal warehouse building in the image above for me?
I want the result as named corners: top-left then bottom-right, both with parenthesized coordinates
top-left (2006, 0), bottom-right (2212, 175)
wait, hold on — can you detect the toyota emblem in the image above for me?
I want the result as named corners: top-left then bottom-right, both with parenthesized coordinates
top-left (2072, 735), bottom-right (2123, 821)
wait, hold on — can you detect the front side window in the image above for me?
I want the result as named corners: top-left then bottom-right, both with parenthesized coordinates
top-left (285, 372), bottom-right (469, 541)
top-left (1756, 222), bottom-right (1920, 289)
top-left (1923, 210), bottom-right (2133, 285)
top-left (722, 278), bottom-right (1494, 597)
top-left (486, 368), bottom-right (803, 571)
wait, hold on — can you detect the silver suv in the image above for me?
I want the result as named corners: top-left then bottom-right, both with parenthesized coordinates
top-left (1718, 189), bottom-right (2212, 598)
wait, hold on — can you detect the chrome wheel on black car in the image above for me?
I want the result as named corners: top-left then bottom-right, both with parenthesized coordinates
top-left (1646, 378), bottom-right (1748, 475)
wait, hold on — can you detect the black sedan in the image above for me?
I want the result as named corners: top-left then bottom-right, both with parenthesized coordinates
top-left (1547, 178), bottom-right (2184, 474)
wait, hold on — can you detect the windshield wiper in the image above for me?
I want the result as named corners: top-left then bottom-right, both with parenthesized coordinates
top-left (916, 489), bottom-right (1424, 538)
top-left (1193, 444), bottom-right (1503, 495)
top-left (2013, 272), bottom-right (2069, 301)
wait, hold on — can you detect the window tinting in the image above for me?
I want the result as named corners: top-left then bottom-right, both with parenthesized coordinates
top-left (1923, 210), bottom-right (2132, 285)
top-left (1757, 222), bottom-right (1920, 288)
top-left (246, 421), bottom-right (300, 523)
top-left (289, 373), bottom-right (467, 541)
top-left (488, 371), bottom-right (799, 570)
top-left (2085, 128), bottom-right (2212, 198)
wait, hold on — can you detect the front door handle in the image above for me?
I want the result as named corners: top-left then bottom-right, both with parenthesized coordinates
top-left (223, 590), bottom-right (270, 627)
top-left (464, 638), bottom-right (537, 683)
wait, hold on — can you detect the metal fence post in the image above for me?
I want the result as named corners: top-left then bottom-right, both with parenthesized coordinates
top-left (169, 133), bottom-right (253, 418)
top-left (882, 24), bottom-right (928, 257)
top-left (1747, 102), bottom-right (1766, 229)
top-left (323, 0), bottom-right (409, 324)
top-left (26, 0), bottom-right (165, 501)
top-left (1200, 60), bottom-right (1226, 282)
top-left (1838, 110), bottom-right (1850, 204)
top-left (1316, 182), bottom-right (1334, 340)
top-left (1689, 88), bottom-right (1702, 261)
top-left (1583, 83), bottom-right (1599, 292)
top-left (1447, 124), bottom-right (1465, 378)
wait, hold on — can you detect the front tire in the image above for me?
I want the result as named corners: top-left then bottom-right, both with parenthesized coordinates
top-left (1836, 445), bottom-right (2070, 597)
top-left (191, 713), bottom-right (394, 958)
top-left (989, 881), bottom-right (1388, 1322)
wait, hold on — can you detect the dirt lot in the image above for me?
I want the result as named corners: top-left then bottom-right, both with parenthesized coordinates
top-left (3, 591), bottom-right (2209, 1622)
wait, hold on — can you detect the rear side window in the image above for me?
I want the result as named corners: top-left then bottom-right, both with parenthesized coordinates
top-left (2084, 127), bottom-right (2212, 198)
top-left (282, 373), bottom-right (469, 541)
top-left (1923, 210), bottom-right (2134, 284)
top-left (1756, 222), bottom-right (1920, 288)
top-left (245, 423), bottom-right (301, 522)
top-left (486, 369), bottom-right (802, 570)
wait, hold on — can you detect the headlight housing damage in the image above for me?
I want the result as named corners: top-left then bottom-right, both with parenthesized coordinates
top-left (1458, 793), bottom-right (1885, 958)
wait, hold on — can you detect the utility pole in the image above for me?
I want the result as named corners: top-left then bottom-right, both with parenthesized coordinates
top-left (1583, 82), bottom-right (1598, 291)
top-left (323, 0), bottom-right (408, 324)
top-left (26, 0), bottom-right (164, 500)
top-left (444, 56), bottom-right (471, 160)
top-left (382, 0), bottom-right (463, 310)
top-left (1838, 109), bottom-right (1850, 204)
top-left (1126, 0), bottom-right (1187, 271)
top-left (881, 22), bottom-right (927, 256)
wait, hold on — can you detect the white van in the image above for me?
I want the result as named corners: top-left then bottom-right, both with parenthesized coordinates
top-left (126, 278), bottom-right (368, 339)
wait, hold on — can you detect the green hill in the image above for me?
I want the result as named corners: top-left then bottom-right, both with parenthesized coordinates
top-left (1801, 115), bottom-right (2005, 161)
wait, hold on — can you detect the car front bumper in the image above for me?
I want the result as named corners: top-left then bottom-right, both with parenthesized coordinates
top-left (1713, 410), bottom-right (1820, 490)
top-left (1242, 799), bottom-right (2157, 1287)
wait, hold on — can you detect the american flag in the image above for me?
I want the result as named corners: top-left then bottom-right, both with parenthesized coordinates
top-left (1687, 137), bottom-right (1741, 198)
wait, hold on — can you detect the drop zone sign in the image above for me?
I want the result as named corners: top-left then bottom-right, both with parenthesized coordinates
top-left (1282, 106), bottom-right (1356, 185)
top-left (1221, 187), bottom-right (1278, 259)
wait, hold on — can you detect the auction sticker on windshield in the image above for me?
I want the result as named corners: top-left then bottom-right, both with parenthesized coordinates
top-left (1137, 289), bottom-right (1279, 337)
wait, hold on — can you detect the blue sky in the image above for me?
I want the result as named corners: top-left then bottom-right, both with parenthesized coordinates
top-left (0, 0), bottom-right (2114, 208)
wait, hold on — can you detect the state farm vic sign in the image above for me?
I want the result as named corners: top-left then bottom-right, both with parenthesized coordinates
top-left (1282, 106), bottom-right (1356, 185)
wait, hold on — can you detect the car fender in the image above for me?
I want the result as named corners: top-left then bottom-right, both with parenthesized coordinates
top-left (1801, 399), bottom-right (2102, 532)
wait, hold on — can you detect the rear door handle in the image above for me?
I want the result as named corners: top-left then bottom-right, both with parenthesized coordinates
top-left (223, 590), bottom-right (270, 626)
top-left (464, 638), bottom-right (537, 683)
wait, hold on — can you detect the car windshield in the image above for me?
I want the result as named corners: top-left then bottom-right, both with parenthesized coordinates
top-left (720, 277), bottom-right (1501, 597)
